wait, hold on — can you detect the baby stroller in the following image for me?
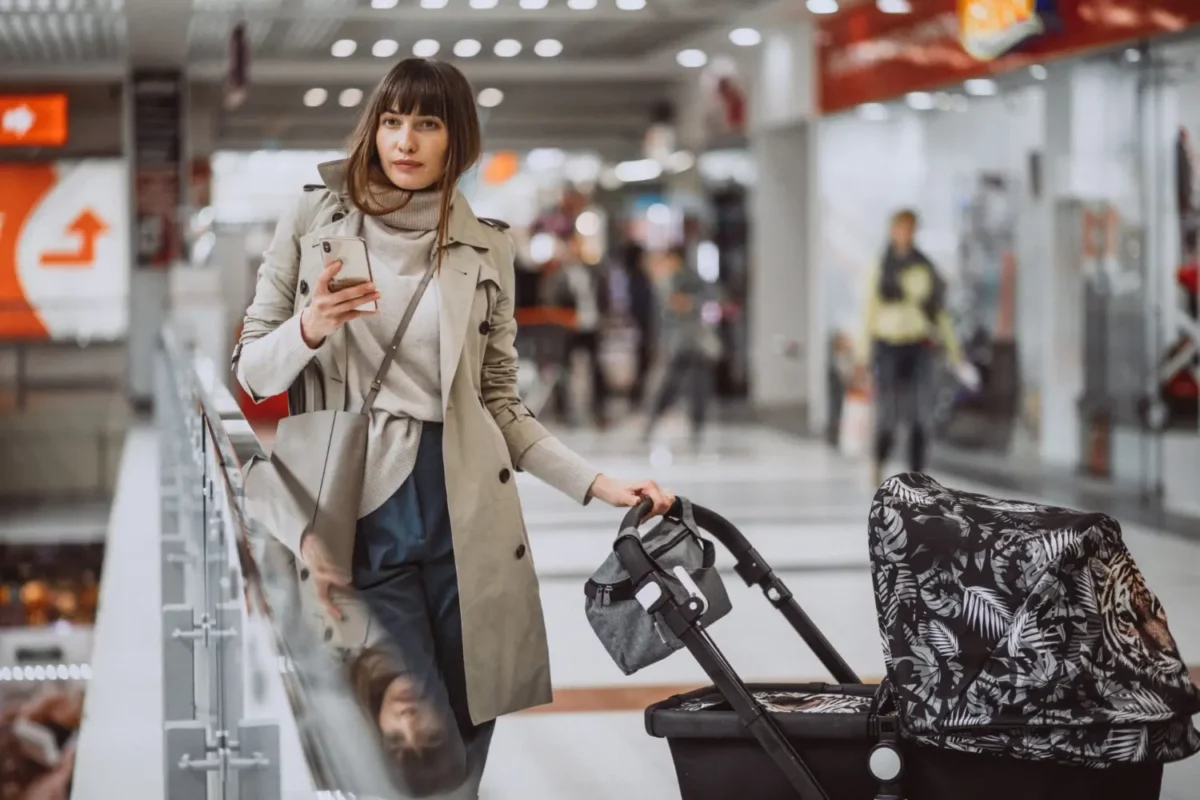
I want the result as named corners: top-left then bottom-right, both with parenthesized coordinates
top-left (607, 475), bottom-right (1200, 799)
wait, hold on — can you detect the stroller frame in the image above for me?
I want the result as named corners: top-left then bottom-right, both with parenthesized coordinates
top-left (615, 500), bottom-right (902, 800)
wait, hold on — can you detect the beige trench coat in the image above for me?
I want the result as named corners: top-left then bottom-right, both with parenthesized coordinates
top-left (234, 161), bottom-right (555, 725)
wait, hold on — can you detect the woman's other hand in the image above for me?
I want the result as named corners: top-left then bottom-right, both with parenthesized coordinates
top-left (299, 260), bottom-right (381, 348)
top-left (588, 476), bottom-right (674, 517)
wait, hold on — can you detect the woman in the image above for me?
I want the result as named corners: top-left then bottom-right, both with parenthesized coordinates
top-left (856, 209), bottom-right (978, 487)
top-left (232, 58), bottom-right (674, 795)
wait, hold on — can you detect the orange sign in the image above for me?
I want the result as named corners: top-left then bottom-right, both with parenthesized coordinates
top-left (959, 0), bottom-right (1046, 60)
top-left (0, 94), bottom-right (69, 147)
top-left (0, 161), bottom-right (130, 341)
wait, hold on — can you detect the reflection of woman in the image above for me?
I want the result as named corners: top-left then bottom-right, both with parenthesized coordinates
top-left (233, 58), bottom-right (675, 795)
top-left (0, 689), bottom-right (83, 800)
top-left (857, 210), bottom-right (978, 486)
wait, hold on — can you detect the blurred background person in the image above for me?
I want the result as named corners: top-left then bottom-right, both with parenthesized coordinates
top-left (857, 209), bottom-right (979, 487)
top-left (616, 240), bottom-right (658, 409)
top-left (549, 233), bottom-right (611, 428)
top-left (644, 247), bottom-right (721, 447)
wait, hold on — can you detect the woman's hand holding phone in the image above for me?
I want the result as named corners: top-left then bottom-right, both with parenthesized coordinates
top-left (300, 260), bottom-right (381, 348)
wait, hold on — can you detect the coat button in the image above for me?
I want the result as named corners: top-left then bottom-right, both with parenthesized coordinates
top-left (300, 567), bottom-right (310, 581)
top-left (499, 468), bottom-right (511, 484)
top-left (323, 627), bottom-right (333, 642)
top-left (479, 321), bottom-right (491, 335)
top-left (515, 544), bottom-right (526, 560)
top-left (331, 212), bottom-right (345, 222)
top-left (299, 279), bottom-right (309, 295)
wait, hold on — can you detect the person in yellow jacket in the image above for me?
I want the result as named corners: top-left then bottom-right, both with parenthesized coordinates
top-left (856, 209), bottom-right (979, 486)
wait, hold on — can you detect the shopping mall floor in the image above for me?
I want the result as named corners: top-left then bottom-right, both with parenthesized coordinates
top-left (466, 420), bottom-right (1200, 799)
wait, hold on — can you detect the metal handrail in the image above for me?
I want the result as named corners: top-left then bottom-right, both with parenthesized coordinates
top-left (156, 324), bottom-right (402, 800)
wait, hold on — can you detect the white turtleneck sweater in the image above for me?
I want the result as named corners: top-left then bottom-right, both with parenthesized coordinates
top-left (239, 189), bottom-right (600, 517)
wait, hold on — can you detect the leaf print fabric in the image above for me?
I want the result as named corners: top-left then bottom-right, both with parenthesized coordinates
top-left (869, 473), bottom-right (1200, 766)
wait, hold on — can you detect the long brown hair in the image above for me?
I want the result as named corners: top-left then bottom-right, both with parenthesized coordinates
top-left (344, 58), bottom-right (482, 265)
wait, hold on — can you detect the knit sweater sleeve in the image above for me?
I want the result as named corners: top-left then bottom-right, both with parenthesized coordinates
top-left (516, 435), bottom-right (601, 505)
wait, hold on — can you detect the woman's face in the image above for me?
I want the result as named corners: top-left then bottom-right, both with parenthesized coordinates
top-left (375, 110), bottom-right (449, 191)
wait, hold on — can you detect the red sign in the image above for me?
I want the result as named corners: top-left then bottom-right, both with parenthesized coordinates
top-left (819, 0), bottom-right (1200, 113)
top-left (0, 95), bottom-right (68, 147)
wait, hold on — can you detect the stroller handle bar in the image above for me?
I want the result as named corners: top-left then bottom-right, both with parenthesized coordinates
top-left (615, 495), bottom-right (861, 686)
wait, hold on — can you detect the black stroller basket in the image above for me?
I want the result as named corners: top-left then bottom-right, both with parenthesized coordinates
top-left (614, 499), bottom-right (1168, 800)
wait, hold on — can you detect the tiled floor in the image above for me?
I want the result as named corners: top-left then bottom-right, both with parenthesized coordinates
top-left (480, 419), bottom-right (1200, 800)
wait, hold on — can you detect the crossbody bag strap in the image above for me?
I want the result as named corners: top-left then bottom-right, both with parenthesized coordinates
top-left (360, 258), bottom-right (439, 413)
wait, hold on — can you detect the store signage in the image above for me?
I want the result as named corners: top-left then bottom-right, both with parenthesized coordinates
top-left (819, 0), bottom-right (1200, 113)
top-left (0, 94), bottom-right (68, 147)
top-left (959, 0), bottom-right (1052, 61)
top-left (0, 161), bottom-right (130, 341)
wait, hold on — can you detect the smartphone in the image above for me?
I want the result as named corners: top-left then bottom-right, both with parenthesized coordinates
top-left (12, 717), bottom-right (62, 767)
top-left (319, 235), bottom-right (378, 313)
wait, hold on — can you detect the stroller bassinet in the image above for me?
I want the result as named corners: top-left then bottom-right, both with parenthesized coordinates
top-left (613, 479), bottom-right (1199, 800)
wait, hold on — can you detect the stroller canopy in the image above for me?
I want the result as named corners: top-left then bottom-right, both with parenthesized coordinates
top-left (869, 473), bottom-right (1200, 767)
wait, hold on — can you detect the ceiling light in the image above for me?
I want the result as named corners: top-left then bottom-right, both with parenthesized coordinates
top-left (666, 150), bottom-right (695, 173)
top-left (534, 39), bottom-right (563, 58)
top-left (372, 0), bottom-right (398, 7)
top-left (729, 28), bottom-right (761, 46)
top-left (1029, 64), bottom-right (1048, 81)
top-left (530, 233), bottom-right (556, 264)
top-left (494, 39), bottom-right (522, 57)
top-left (520, 0), bottom-right (548, 7)
top-left (906, 91), bottom-right (934, 110)
top-left (373, 39), bottom-right (399, 58)
top-left (614, 158), bottom-right (662, 183)
top-left (676, 49), bottom-right (708, 68)
top-left (877, 0), bottom-right (910, 12)
top-left (646, 203), bottom-right (671, 226)
top-left (567, 0), bottom-right (597, 8)
top-left (420, 0), bottom-right (448, 8)
top-left (806, 0), bottom-right (838, 14)
top-left (303, 87), bottom-right (328, 107)
top-left (857, 103), bottom-right (889, 121)
top-left (478, 88), bottom-right (504, 108)
top-left (454, 39), bottom-right (483, 58)
top-left (331, 39), bottom-right (357, 58)
top-left (1124, 47), bottom-right (1142, 63)
top-left (575, 210), bottom-right (602, 237)
top-left (339, 88), bottom-right (364, 107)
top-left (413, 39), bottom-right (440, 57)
top-left (964, 78), bottom-right (998, 96)
top-left (527, 148), bottom-right (566, 170)
top-left (470, 0), bottom-right (498, 7)
top-left (616, 0), bottom-right (646, 8)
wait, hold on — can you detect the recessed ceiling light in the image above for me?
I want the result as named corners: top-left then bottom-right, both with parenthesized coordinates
top-left (1029, 64), bottom-right (1048, 80)
top-left (534, 39), bottom-right (563, 57)
top-left (964, 78), bottom-right (998, 96)
top-left (806, 0), bottom-right (838, 13)
top-left (413, 39), bottom-right (440, 57)
top-left (729, 28), bottom-right (761, 46)
top-left (906, 91), bottom-right (934, 110)
top-left (857, 102), bottom-right (889, 121)
top-left (331, 39), bottom-right (357, 58)
top-left (1124, 47), bottom-right (1142, 63)
top-left (877, 0), bottom-right (910, 12)
top-left (420, 0), bottom-right (448, 8)
top-left (676, 49), bottom-right (707, 68)
top-left (494, 39), bottom-right (522, 58)
top-left (339, 88), bottom-right (364, 108)
top-left (371, 0), bottom-right (398, 7)
top-left (567, 0), bottom-right (597, 9)
top-left (616, 0), bottom-right (645, 9)
top-left (470, 0), bottom-right (498, 7)
top-left (478, 88), bottom-right (504, 108)
top-left (303, 88), bottom-right (328, 107)
top-left (454, 39), bottom-right (482, 58)
top-left (519, 0), bottom-right (548, 7)
top-left (373, 39), bottom-right (399, 58)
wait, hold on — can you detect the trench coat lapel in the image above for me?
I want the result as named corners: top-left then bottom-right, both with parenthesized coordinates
top-left (438, 243), bottom-right (480, 411)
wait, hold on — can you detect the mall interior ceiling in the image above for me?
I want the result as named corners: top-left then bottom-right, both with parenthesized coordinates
top-left (0, 0), bottom-right (800, 158)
